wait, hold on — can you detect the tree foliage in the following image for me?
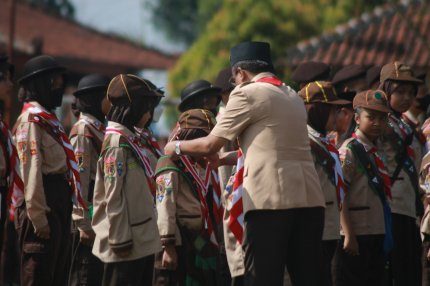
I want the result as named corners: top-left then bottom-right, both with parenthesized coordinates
top-left (168, 0), bottom-right (392, 97)
top-left (146, 0), bottom-right (222, 45)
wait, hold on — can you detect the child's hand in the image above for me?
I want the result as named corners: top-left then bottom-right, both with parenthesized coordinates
top-left (343, 235), bottom-right (359, 256)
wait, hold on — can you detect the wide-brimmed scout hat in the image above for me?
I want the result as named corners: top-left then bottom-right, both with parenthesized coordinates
top-left (179, 80), bottom-right (221, 112)
top-left (380, 62), bottom-right (422, 84)
top-left (291, 61), bottom-right (331, 85)
top-left (298, 81), bottom-right (351, 105)
top-left (332, 65), bottom-right (366, 86)
top-left (353, 90), bottom-right (391, 113)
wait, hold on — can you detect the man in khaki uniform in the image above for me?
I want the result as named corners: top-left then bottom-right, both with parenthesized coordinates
top-left (165, 41), bottom-right (325, 286)
top-left (69, 74), bottom-right (109, 286)
top-left (14, 55), bottom-right (76, 285)
top-left (92, 74), bottom-right (162, 286)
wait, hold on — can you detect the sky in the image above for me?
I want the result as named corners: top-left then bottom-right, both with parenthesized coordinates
top-left (69, 0), bottom-right (185, 136)
top-left (69, 0), bottom-right (185, 54)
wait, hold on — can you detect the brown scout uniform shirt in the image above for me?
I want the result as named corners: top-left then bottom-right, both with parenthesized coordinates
top-left (308, 126), bottom-right (340, 241)
top-left (92, 121), bottom-right (161, 263)
top-left (381, 116), bottom-right (423, 218)
top-left (339, 130), bottom-right (386, 236)
top-left (155, 157), bottom-right (206, 246)
top-left (14, 101), bottom-right (68, 232)
top-left (70, 113), bottom-right (105, 232)
top-left (419, 152), bottom-right (430, 236)
top-left (211, 72), bottom-right (325, 214)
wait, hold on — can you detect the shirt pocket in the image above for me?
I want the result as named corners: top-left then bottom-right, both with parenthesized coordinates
top-left (41, 133), bottom-right (65, 164)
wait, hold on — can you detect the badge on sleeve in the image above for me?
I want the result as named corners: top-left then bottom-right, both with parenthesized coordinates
top-left (104, 156), bottom-right (116, 178)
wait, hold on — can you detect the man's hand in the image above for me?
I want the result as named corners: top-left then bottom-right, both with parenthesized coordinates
top-left (343, 235), bottom-right (359, 256)
top-left (35, 223), bottom-right (50, 239)
top-left (205, 153), bottom-right (220, 169)
top-left (79, 229), bottom-right (96, 246)
top-left (164, 141), bottom-right (178, 159)
top-left (162, 245), bottom-right (178, 270)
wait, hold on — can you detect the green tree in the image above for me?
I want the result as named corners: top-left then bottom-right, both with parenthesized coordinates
top-left (145, 0), bottom-right (222, 45)
top-left (168, 0), bottom-right (392, 96)
top-left (25, 0), bottom-right (75, 18)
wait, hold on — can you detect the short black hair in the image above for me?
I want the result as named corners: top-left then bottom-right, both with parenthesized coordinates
top-left (232, 60), bottom-right (274, 74)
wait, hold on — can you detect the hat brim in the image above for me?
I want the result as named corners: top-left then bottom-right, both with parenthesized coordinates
top-left (386, 76), bottom-right (423, 85)
top-left (73, 85), bottom-right (107, 97)
top-left (354, 104), bottom-right (391, 113)
top-left (178, 87), bottom-right (221, 111)
top-left (18, 66), bottom-right (66, 83)
top-left (307, 99), bottom-right (351, 105)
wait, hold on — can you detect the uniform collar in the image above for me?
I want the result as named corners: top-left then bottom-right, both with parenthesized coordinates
top-left (307, 125), bottom-right (323, 139)
top-left (80, 113), bottom-right (104, 129)
top-left (107, 121), bottom-right (136, 138)
top-left (355, 129), bottom-right (377, 152)
top-left (251, 72), bottom-right (276, 82)
top-left (28, 101), bottom-right (49, 113)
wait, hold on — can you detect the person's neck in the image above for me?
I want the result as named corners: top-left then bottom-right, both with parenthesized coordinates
top-left (360, 129), bottom-right (378, 144)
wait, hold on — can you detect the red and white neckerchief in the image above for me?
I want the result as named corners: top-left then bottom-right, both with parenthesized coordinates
top-left (105, 127), bottom-right (156, 195)
top-left (139, 128), bottom-right (163, 158)
top-left (209, 169), bottom-right (223, 224)
top-left (0, 119), bottom-right (24, 221)
top-left (255, 75), bottom-right (284, 86)
top-left (22, 103), bottom-right (87, 209)
top-left (179, 155), bottom-right (218, 246)
top-left (319, 135), bottom-right (347, 208)
top-left (390, 114), bottom-right (415, 159)
top-left (227, 149), bottom-right (245, 244)
top-left (352, 133), bottom-right (392, 199)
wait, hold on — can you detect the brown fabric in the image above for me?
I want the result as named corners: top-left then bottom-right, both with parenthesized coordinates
top-left (298, 81), bottom-right (350, 105)
top-left (353, 90), bottom-right (390, 113)
top-left (292, 62), bottom-right (331, 84)
top-left (380, 62), bottom-right (423, 84)
top-left (178, 109), bottom-right (216, 132)
top-left (17, 175), bottom-right (72, 286)
top-left (102, 255), bottom-right (154, 286)
top-left (305, 103), bottom-right (332, 135)
top-left (107, 74), bottom-right (162, 103)
top-left (332, 65), bottom-right (367, 86)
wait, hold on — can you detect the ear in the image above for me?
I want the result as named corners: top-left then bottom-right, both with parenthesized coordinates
top-left (354, 113), bottom-right (360, 125)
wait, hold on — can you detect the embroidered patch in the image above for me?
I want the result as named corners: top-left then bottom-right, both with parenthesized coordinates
top-left (30, 141), bottom-right (37, 155)
top-left (117, 162), bottom-right (123, 176)
top-left (76, 152), bottom-right (85, 172)
top-left (165, 177), bottom-right (172, 188)
top-left (156, 185), bottom-right (165, 203)
top-left (16, 128), bottom-right (28, 142)
top-left (104, 156), bottom-right (116, 177)
top-left (127, 161), bottom-right (138, 170)
top-left (19, 153), bottom-right (27, 165)
top-left (17, 142), bottom-right (27, 153)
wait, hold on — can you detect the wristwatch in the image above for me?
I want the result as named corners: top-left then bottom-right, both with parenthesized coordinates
top-left (175, 141), bottom-right (181, 155)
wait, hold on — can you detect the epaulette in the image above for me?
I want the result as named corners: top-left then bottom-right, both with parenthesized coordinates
top-left (155, 155), bottom-right (181, 176)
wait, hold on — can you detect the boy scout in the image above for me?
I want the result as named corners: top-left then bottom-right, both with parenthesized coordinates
top-left (154, 109), bottom-right (219, 286)
top-left (337, 90), bottom-right (392, 286)
top-left (298, 81), bottom-right (350, 286)
top-left (91, 74), bottom-right (162, 286)
top-left (379, 62), bottom-right (423, 286)
top-left (164, 41), bottom-right (325, 286)
top-left (14, 55), bottom-right (84, 285)
top-left (69, 74), bottom-right (109, 286)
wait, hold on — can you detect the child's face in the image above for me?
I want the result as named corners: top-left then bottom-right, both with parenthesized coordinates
top-left (136, 111), bottom-right (151, 128)
top-left (355, 108), bottom-right (388, 141)
top-left (389, 82), bottom-right (416, 113)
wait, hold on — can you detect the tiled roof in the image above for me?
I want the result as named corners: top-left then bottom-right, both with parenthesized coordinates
top-left (286, 0), bottom-right (430, 69)
top-left (0, 1), bottom-right (177, 75)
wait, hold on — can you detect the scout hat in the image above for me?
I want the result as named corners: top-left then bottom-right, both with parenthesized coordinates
top-left (353, 90), bottom-right (390, 113)
top-left (298, 81), bottom-right (351, 105)
top-left (178, 109), bottom-right (216, 134)
top-left (366, 66), bottom-right (382, 88)
top-left (73, 74), bottom-right (110, 97)
top-left (214, 68), bottom-right (234, 93)
top-left (18, 55), bottom-right (66, 84)
top-left (230, 41), bottom-right (273, 68)
top-left (332, 65), bottom-right (367, 86)
top-left (291, 62), bottom-right (331, 84)
top-left (107, 74), bottom-right (163, 104)
top-left (179, 80), bottom-right (221, 112)
top-left (380, 62), bottom-right (422, 84)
